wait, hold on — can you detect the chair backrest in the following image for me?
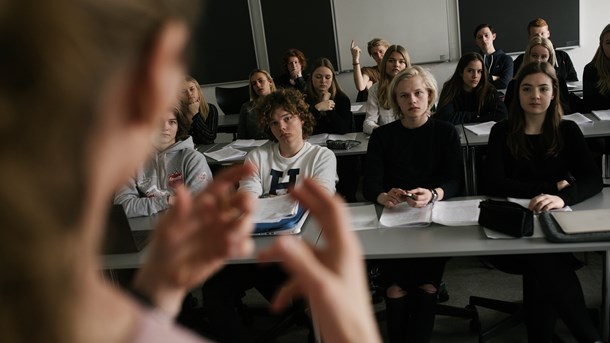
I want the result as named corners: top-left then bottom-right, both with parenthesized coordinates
top-left (214, 85), bottom-right (250, 115)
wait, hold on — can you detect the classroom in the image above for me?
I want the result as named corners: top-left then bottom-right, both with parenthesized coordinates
top-left (95, 0), bottom-right (610, 343)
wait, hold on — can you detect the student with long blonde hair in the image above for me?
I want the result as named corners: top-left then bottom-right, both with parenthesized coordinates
top-left (362, 44), bottom-right (410, 134)
top-left (183, 75), bottom-right (218, 144)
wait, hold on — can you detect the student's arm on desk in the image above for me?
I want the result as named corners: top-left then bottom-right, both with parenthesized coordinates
top-left (258, 179), bottom-right (382, 343)
top-left (114, 179), bottom-right (168, 218)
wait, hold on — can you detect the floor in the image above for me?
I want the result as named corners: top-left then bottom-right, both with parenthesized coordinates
top-left (181, 253), bottom-right (604, 343)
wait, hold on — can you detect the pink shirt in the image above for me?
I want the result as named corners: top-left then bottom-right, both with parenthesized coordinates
top-left (128, 308), bottom-right (212, 343)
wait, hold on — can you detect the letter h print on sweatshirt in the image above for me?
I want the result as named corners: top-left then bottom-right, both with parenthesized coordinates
top-left (269, 168), bottom-right (300, 195)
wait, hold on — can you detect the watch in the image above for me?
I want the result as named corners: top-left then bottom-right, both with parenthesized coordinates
top-left (428, 188), bottom-right (438, 205)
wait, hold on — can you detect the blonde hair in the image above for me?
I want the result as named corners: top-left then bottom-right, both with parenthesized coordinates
top-left (248, 69), bottom-right (276, 101)
top-left (0, 0), bottom-right (196, 342)
top-left (185, 75), bottom-right (211, 120)
top-left (377, 45), bottom-right (411, 110)
top-left (389, 66), bottom-right (438, 118)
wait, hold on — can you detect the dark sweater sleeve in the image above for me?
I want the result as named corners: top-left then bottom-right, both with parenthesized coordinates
top-left (190, 104), bottom-right (218, 144)
top-left (237, 102), bottom-right (251, 139)
top-left (436, 122), bottom-right (464, 199)
top-left (325, 94), bottom-right (353, 133)
top-left (434, 103), bottom-right (472, 124)
top-left (492, 55), bottom-right (513, 90)
top-left (481, 90), bottom-right (508, 122)
top-left (583, 63), bottom-right (610, 111)
top-left (556, 121), bottom-right (602, 205)
top-left (558, 50), bottom-right (578, 82)
top-left (362, 128), bottom-right (387, 202)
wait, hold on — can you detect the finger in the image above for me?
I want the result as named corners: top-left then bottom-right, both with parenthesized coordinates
top-left (259, 236), bottom-right (333, 306)
top-left (351, 40), bottom-right (354, 48)
top-left (290, 179), bottom-right (353, 250)
top-left (269, 279), bottom-right (302, 313)
top-left (153, 186), bottom-right (192, 242)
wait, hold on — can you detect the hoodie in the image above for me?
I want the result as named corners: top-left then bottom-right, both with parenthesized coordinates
top-left (114, 136), bottom-right (213, 217)
top-left (481, 49), bottom-right (514, 90)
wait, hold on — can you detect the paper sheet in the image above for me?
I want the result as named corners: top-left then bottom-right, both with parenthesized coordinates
top-left (563, 113), bottom-right (593, 125)
top-left (346, 204), bottom-right (379, 231)
top-left (252, 195), bottom-right (298, 223)
top-left (203, 146), bottom-right (247, 161)
top-left (464, 121), bottom-right (496, 135)
top-left (592, 109), bottom-right (610, 121)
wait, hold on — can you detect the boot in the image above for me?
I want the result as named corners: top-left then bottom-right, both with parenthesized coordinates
top-left (385, 296), bottom-right (409, 343)
top-left (407, 288), bottom-right (438, 343)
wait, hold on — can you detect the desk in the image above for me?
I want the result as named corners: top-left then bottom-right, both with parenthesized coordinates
top-left (102, 213), bottom-right (323, 270)
top-left (313, 189), bottom-right (610, 341)
top-left (461, 116), bottom-right (610, 195)
top-left (196, 132), bottom-right (371, 166)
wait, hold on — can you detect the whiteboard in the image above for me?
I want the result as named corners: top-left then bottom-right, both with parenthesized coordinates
top-left (333, 0), bottom-right (451, 72)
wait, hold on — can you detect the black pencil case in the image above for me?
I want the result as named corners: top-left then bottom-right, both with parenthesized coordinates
top-left (478, 199), bottom-right (534, 238)
top-left (326, 139), bottom-right (361, 150)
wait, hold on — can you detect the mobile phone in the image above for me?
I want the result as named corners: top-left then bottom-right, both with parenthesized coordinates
top-left (402, 193), bottom-right (416, 200)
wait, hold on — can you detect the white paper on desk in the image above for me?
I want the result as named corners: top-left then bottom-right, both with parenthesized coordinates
top-left (351, 104), bottom-right (364, 112)
top-left (203, 146), bottom-right (247, 161)
top-left (431, 199), bottom-right (480, 226)
top-left (308, 133), bottom-right (358, 144)
top-left (252, 195), bottom-right (298, 223)
top-left (563, 113), bottom-right (593, 125)
top-left (229, 139), bottom-right (268, 147)
top-left (591, 109), bottom-right (610, 121)
top-left (346, 204), bottom-right (379, 231)
top-left (379, 203), bottom-right (432, 228)
top-left (328, 133), bottom-right (357, 141)
top-left (464, 121), bottom-right (495, 135)
top-left (484, 198), bottom-right (572, 239)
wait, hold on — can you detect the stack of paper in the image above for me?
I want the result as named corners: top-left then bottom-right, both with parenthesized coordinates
top-left (229, 139), bottom-right (268, 148)
top-left (591, 110), bottom-right (610, 121)
top-left (203, 146), bottom-right (247, 161)
top-left (308, 133), bottom-right (358, 144)
top-left (253, 195), bottom-right (298, 223)
top-left (464, 121), bottom-right (495, 135)
top-left (563, 113), bottom-right (593, 125)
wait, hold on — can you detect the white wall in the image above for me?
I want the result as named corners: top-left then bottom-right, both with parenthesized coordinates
top-left (203, 0), bottom-right (610, 130)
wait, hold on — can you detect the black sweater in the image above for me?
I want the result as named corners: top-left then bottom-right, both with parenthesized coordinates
top-left (307, 92), bottom-right (353, 134)
top-left (485, 120), bottom-right (602, 205)
top-left (363, 118), bottom-right (463, 202)
top-left (189, 104), bottom-right (218, 145)
top-left (435, 88), bottom-right (507, 124)
top-left (583, 61), bottom-right (610, 111)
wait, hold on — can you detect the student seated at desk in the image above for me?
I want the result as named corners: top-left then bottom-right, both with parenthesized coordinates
top-left (237, 69), bottom-right (275, 139)
top-left (363, 66), bottom-right (463, 343)
top-left (182, 75), bottom-right (218, 144)
top-left (485, 61), bottom-right (602, 343)
top-left (350, 38), bottom-right (389, 102)
top-left (513, 18), bottom-right (579, 82)
top-left (274, 48), bottom-right (308, 93)
top-left (583, 23), bottom-right (610, 111)
top-left (363, 44), bottom-right (410, 134)
top-left (474, 23), bottom-right (513, 90)
top-left (306, 57), bottom-right (359, 202)
top-left (305, 57), bottom-right (353, 135)
top-left (202, 88), bottom-right (337, 342)
top-left (504, 37), bottom-right (571, 114)
top-left (114, 102), bottom-right (213, 218)
top-left (435, 52), bottom-right (507, 124)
